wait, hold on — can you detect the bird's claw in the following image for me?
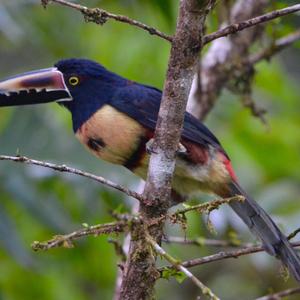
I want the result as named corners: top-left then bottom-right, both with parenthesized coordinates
top-left (177, 143), bottom-right (187, 154)
top-left (146, 138), bottom-right (157, 154)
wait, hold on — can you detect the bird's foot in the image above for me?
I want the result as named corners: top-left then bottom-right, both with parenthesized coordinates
top-left (177, 143), bottom-right (187, 154)
top-left (146, 138), bottom-right (157, 154)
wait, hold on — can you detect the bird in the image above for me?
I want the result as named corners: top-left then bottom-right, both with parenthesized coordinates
top-left (0, 58), bottom-right (299, 281)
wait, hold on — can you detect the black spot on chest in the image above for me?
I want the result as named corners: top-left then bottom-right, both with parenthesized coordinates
top-left (87, 137), bottom-right (106, 151)
top-left (124, 132), bottom-right (152, 170)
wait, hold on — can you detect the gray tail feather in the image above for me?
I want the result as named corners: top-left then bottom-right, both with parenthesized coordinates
top-left (229, 181), bottom-right (300, 282)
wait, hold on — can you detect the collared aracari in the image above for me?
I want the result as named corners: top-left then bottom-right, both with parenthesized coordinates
top-left (0, 58), bottom-right (299, 281)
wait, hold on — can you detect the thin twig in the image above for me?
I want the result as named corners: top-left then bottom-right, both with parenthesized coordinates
top-left (160, 227), bottom-right (300, 272)
top-left (42, 0), bottom-right (172, 42)
top-left (288, 227), bottom-right (300, 240)
top-left (241, 94), bottom-right (267, 125)
top-left (168, 241), bottom-right (300, 269)
top-left (0, 155), bottom-right (144, 202)
top-left (163, 236), bottom-right (253, 248)
top-left (256, 287), bottom-right (300, 300)
top-left (147, 235), bottom-right (220, 300)
top-left (203, 4), bottom-right (300, 45)
top-left (174, 196), bottom-right (244, 215)
top-left (32, 220), bottom-right (130, 251)
top-left (249, 30), bottom-right (300, 64)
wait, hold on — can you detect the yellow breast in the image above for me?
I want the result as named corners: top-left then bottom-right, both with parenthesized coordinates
top-left (76, 104), bottom-right (147, 165)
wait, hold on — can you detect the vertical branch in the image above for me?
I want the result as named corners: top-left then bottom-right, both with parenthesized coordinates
top-left (118, 1), bottom-right (215, 299)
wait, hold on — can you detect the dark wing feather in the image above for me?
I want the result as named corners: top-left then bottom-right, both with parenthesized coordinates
top-left (110, 84), bottom-right (225, 153)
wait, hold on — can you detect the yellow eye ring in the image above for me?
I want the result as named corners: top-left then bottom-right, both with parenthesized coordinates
top-left (69, 76), bottom-right (79, 86)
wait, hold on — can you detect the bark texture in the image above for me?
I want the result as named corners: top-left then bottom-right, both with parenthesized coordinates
top-left (188, 0), bottom-right (269, 119)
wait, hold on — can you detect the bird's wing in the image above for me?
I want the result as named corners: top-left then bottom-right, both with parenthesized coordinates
top-left (110, 84), bottom-right (225, 153)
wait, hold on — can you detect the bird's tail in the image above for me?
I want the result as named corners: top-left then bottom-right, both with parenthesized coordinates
top-left (228, 181), bottom-right (300, 282)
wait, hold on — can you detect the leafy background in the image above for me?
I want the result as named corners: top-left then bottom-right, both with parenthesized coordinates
top-left (0, 1), bottom-right (299, 299)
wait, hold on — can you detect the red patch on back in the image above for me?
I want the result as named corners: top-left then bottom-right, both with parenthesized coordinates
top-left (220, 152), bottom-right (237, 182)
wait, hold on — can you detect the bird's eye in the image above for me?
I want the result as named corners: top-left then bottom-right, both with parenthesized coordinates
top-left (69, 76), bottom-right (80, 86)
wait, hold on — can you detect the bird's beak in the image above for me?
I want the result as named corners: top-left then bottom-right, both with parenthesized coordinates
top-left (0, 68), bottom-right (72, 107)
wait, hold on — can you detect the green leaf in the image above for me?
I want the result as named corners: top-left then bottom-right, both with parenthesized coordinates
top-left (161, 268), bottom-right (187, 283)
top-left (173, 271), bottom-right (187, 284)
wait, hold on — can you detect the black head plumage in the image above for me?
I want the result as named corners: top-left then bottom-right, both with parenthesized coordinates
top-left (55, 58), bottom-right (126, 83)
top-left (56, 59), bottom-right (104, 77)
top-left (54, 58), bottom-right (127, 132)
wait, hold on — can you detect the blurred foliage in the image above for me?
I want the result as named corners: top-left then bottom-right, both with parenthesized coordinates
top-left (0, 1), bottom-right (300, 299)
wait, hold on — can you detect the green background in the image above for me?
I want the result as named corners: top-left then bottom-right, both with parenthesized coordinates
top-left (0, 1), bottom-right (299, 299)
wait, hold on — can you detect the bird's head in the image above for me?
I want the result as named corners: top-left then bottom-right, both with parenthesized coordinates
top-left (0, 58), bottom-right (124, 109)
